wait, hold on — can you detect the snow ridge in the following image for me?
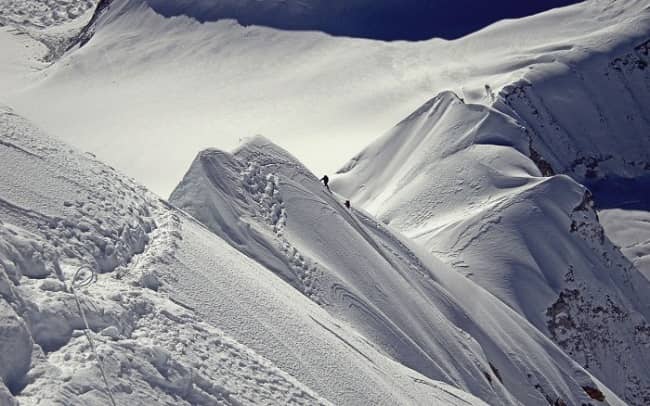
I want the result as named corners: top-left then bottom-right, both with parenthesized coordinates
top-left (0, 108), bottom-right (336, 405)
top-left (0, 110), bottom-right (490, 405)
top-left (171, 135), bottom-right (628, 406)
top-left (332, 38), bottom-right (650, 404)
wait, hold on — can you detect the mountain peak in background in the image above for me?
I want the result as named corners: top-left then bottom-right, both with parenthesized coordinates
top-left (146, 0), bottom-right (585, 40)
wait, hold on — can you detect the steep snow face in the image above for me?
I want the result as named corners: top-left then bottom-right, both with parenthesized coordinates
top-left (0, 107), bottom-right (490, 405)
top-left (170, 135), bottom-right (626, 406)
top-left (332, 91), bottom-right (650, 405)
top-left (3, 0), bottom-right (648, 195)
top-left (333, 91), bottom-right (539, 219)
top-left (495, 39), bottom-right (650, 184)
top-left (328, 8), bottom-right (650, 402)
top-left (488, 28), bottom-right (650, 291)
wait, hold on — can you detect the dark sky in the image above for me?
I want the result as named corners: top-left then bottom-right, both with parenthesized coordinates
top-left (352, 0), bottom-right (586, 40)
top-left (150, 0), bottom-right (585, 41)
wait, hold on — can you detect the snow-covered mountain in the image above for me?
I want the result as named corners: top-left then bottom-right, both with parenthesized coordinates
top-left (332, 91), bottom-right (650, 404)
top-left (170, 134), bottom-right (630, 405)
top-left (2, 0), bottom-right (646, 195)
top-left (330, 4), bottom-right (650, 402)
top-left (2, 0), bottom-right (650, 404)
top-left (0, 106), bottom-right (497, 405)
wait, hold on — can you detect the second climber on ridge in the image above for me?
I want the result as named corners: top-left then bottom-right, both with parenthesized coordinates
top-left (320, 174), bottom-right (330, 191)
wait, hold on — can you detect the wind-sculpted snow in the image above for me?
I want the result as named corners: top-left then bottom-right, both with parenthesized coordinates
top-left (0, 108), bottom-right (490, 405)
top-left (332, 90), bottom-right (650, 404)
top-left (171, 135), bottom-right (627, 406)
top-left (495, 38), bottom-right (650, 184)
top-left (490, 36), bottom-right (650, 300)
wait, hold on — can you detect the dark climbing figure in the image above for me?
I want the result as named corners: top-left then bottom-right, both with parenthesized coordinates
top-left (320, 175), bottom-right (330, 191)
top-left (344, 200), bottom-right (351, 209)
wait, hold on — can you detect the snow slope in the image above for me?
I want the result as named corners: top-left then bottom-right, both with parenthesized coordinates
top-left (0, 106), bottom-right (492, 405)
top-left (331, 89), bottom-right (650, 404)
top-left (170, 135), bottom-right (625, 406)
top-left (2, 0), bottom-right (648, 195)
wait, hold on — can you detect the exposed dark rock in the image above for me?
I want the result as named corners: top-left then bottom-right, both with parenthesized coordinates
top-left (489, 362), bottom-right (503, 384)
top-left (582, 385), bottom-right (605, 401)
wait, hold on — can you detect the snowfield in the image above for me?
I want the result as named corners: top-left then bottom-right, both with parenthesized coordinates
top-left (1, 0), bottom-right (650, 404)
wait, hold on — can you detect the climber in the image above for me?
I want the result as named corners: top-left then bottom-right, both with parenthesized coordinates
top-left (344, 200), bottom-right (351, 209)
top-left (320, 175), bottom-right (330, 191)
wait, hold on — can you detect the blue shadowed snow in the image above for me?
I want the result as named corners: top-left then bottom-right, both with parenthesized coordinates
top-left (145, 0), bottom-right (585, 41)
